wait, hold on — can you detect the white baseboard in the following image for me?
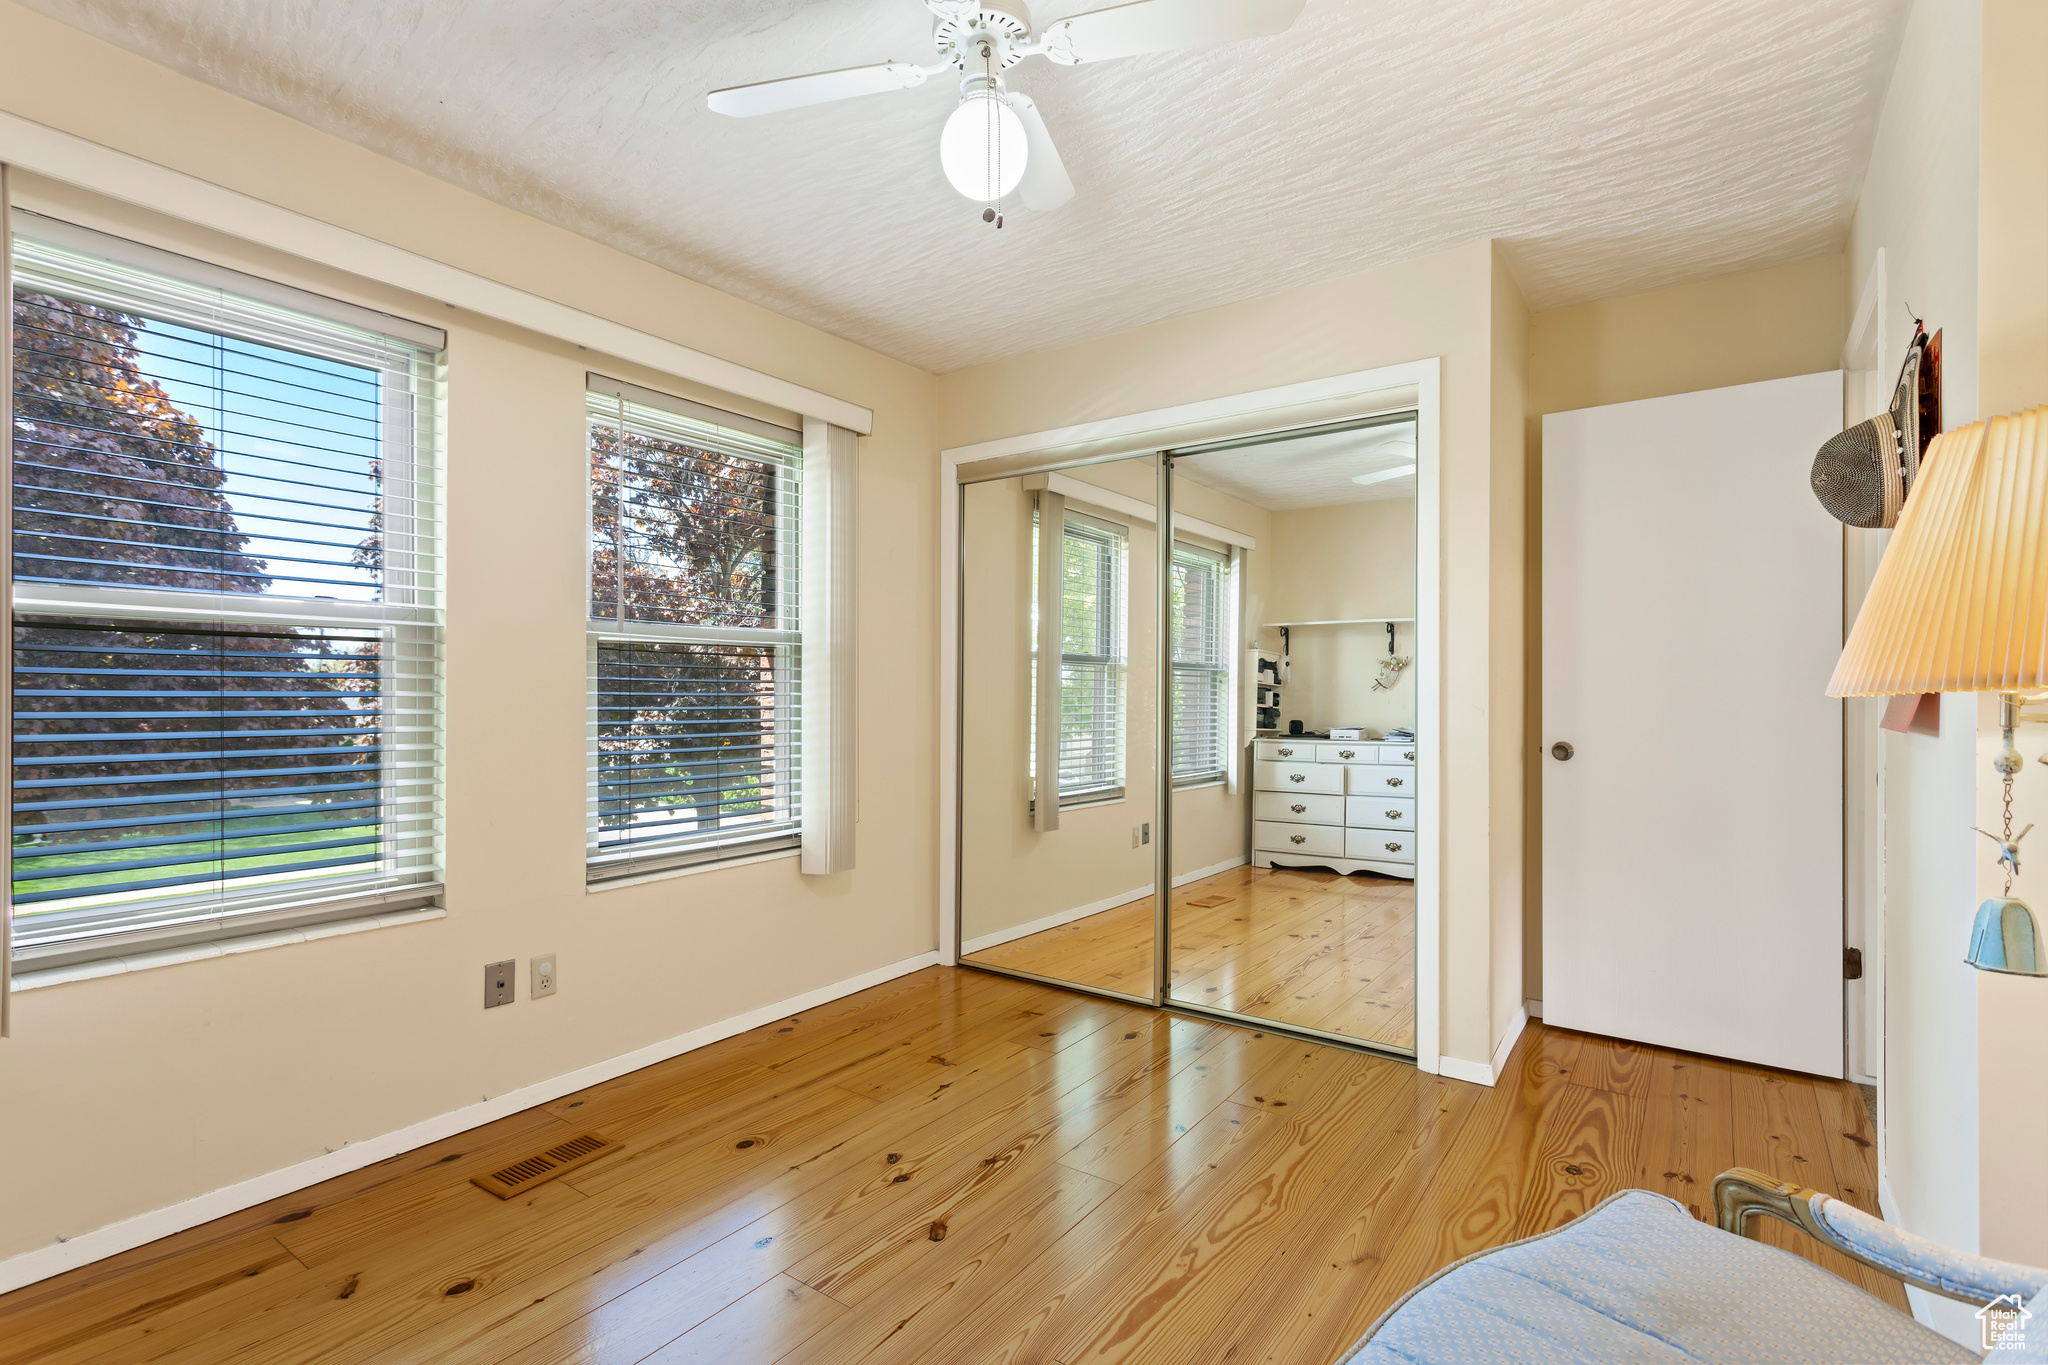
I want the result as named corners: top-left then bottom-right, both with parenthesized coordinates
top-left (1437, 1055), bottom-right (1494, 1086)
top-left (1435, 1005), bottom-right (1528, 1089)
top-left (0, 948), bottom-right (942, 1296)
top-left (959, 857), bottom-right (1247, 956)
top-left (1525, 997), bottom-right (1544, 1020)
top-left (1491, 1005), bottom-right (1529, 1079)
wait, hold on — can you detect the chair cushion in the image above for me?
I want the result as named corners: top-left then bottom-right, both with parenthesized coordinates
top-left (1340, 1189), bottom-right (1976, 1364)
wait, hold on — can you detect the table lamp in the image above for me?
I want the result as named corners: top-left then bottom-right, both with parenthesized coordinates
top-left (1828, 405), bottom-right (2048, 975)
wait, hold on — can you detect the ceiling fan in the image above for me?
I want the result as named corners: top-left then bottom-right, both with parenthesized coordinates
top-left (707, 0), bottom-right (1309, 221)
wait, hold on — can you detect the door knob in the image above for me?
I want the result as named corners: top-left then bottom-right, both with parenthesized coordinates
top-left (1551, 741), bottom-right (1574, 761)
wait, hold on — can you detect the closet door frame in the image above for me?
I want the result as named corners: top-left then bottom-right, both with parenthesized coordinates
top-left (940, 360), bottom-right (1443, 1073)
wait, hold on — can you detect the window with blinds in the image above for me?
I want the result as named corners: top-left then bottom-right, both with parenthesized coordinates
top-left (1044, 514), bottom-right (1126, 805)
top-left (585, 380), bottom-right (802, 880)
top-left (1170, 543), bottom-right (1230, 786)
top-left (8, 226), bottom-right (444, 956)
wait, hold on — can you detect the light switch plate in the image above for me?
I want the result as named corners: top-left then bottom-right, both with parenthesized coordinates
top-left (531, 953), bottom-right (558, 999)
top-left (484, 959), bottom-right (515, 1008)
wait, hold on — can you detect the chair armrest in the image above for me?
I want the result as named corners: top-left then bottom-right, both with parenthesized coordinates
top-left (1713, 1167), bottom-right (2048, 1308)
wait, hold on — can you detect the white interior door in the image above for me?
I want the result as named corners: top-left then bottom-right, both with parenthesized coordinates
top-left (1543, 371), bottom-right (1845, 1077)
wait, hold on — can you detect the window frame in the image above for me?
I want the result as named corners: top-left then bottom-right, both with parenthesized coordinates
top-left (1033, 508), bottom-right (1128, 809)
top-left (582, 377), bottom-right (806, 884)
top-left (6, 220), bottom-right (446, 969)
top-left (1169, 540), bottom-right (1231, 789)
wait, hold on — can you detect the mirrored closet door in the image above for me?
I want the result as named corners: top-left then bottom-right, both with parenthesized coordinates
top-left (1165, 418), bottom-right (1420, 1054)
top-left (957, 457), bottom-right (1160, 1001)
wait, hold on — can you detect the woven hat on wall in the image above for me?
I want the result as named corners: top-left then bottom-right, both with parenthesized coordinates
top-left (1811, 340), bottom-right (1924, 528)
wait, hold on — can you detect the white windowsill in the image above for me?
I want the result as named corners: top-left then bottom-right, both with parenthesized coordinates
top-left (10, 907), bottom-right (447, 991)
top-left (586, 846), bottom-right (801, 893)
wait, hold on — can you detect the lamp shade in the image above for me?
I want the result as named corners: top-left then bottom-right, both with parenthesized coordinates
top-left (1829, 405), bottom-right (2048, 697)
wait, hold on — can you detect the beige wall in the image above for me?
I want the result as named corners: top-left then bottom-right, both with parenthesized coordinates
top-left (1257, 498), bottom-right (1417, 737)
top-left (1489, 247), bottom-right (1530, 1048)
top-left (1519, 252), bottom-right (1850, 1006)
top-left (1529, 255), bottom-right (1848, 416)
top-left (1974, 0), bottom-right (2048, 1276)
top-left (941, 238), bottom-right (1526, 1071)
top-left (0, 3), bottom-right (942, 1262)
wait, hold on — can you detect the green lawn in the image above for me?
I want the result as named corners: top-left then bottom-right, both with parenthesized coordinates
top-left (13, 823), bottom-right (380, 907)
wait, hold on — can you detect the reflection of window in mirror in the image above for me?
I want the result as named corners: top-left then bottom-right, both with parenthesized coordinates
top-left (1170, 543), bottom-right (1230, 788)
top-left (1033, 510), bottom-right (1128, 806)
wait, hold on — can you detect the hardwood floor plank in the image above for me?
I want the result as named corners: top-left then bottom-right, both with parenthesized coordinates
top-left (782, 1099), bottom-right (1284, 1365)
top-left (1729, 1064), bottom-right (1908, 1311)
top-left (1509, 1082), bottom-right (1648, 1239)
top-left (1189, 1073), bottom-right (1482, 1365)
top-left (1560, 1033), bottom-right (1658, 1098)
top-left (4, 991), bottom-right (1923, 1365)
top-left (635, 1276), bottom-right (844, 1365)
top-left (0, 1232), bottom-right (310, 1365)
top-left (1048, 1059), bottom-right (1416, 1365)
top-left (1634, 1047), bottom-right (1736, 1222)
top-left (355, 1008), bottom-right (1225, 1365)
top-left (1811, 1080), bottom-right (1882, 1214)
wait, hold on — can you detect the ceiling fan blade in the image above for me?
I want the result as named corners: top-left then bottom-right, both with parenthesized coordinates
top-left (1010, 96), bottom-right (1075, 211)
top-left (707, 62), bottom-right (930, 117)
top-left (1042, 0), bottom-right (1307, 64)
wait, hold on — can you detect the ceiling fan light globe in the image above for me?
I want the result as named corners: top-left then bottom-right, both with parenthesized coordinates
top-left (940, 91), bottom-right (1029, 201)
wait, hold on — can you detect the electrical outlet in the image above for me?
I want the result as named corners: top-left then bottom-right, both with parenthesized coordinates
top-left (531, 953), bottom-right (558, 999)
top-left (484, 959), bottom-right (514, 1008)
top-left (1141, 822), bottom-right (1151, 846)
top-left (1131, 822), bottom-right (1152, 847)
top-left (1132, 825), bottom-right (1142, 848)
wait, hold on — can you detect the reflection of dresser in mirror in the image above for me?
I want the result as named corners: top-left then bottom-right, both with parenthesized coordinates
top-left (1251, 736), bottom-right (1416, 878)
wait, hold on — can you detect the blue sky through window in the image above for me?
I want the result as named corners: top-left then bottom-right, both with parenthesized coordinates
top-left (140, 316), bottom-right (384, 603)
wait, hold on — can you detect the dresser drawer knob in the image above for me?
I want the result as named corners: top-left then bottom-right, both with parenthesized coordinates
top-left (1386, 841), bottom-right (1404, 853)
top-left (1385, 810), bottom-right (1404, 821)
top-left (1290, 834), bottom-right (1307, 844)
top-left (1338, 749), bottom-right (1355, 758)
top-left (1404, 750), bottom-right (1416, 761)
top-left (1277, 747), bottom-right (1294, 757)
top-left (1289, 773), bottom-right (1307, 783)
top-left (1386, 777), bottom-right (1404, 788)
top-left (1290, 803), bottom-right (1306, 813)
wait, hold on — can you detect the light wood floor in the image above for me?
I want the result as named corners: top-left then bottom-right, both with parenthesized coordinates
top-left (1, 967), bottom-right (1901, 1365)
top-left (966, 864), bottom-right (1417, 1048)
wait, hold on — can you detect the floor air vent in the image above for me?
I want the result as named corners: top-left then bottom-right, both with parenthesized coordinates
top-left (470, 1133), bottom-right (618, 1199)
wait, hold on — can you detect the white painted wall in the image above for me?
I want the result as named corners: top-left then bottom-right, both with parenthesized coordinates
top-left (1972, 0), bottom-right (2048, 1279)
top-left (1844, 0), bottom-right (1983, 1345)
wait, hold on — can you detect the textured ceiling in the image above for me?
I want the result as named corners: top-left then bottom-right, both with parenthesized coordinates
top-left (21, 0), bottom-right (1909, 373)
top-left (1180, 419), bottom-right (1419, 510)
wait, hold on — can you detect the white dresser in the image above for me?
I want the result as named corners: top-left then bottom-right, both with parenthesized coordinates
top-left (1251, 737), bottom-right (1417, 879)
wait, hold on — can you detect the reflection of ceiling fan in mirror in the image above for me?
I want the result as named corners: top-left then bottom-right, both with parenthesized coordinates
top-left (706, 0), bottom-right (1309, 222)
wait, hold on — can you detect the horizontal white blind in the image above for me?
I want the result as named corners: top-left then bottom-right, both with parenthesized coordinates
top-left (1058, 518), bottom-right (1124, 802)
top-left (9, 233), bottom-right (444, 951)
top-left (1171, 543), bottom-right (1228, 785)
top-left (586, 391), bottom-right (802, 878)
